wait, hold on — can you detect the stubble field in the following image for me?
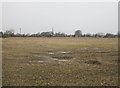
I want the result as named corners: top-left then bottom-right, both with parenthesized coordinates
top-left (2, 37), bottom-right (118, 86)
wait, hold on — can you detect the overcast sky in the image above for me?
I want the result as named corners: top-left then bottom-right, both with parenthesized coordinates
top-left (2, 2), bottom-right (118, 34)
top-left (0, 2), bottom-right (2, 31)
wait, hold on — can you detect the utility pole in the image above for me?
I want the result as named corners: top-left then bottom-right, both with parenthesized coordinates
top-left (19, 28), bottom-right (22, 37)
top-left (19, 28), bottom-right (21, 34)
top-left (52, 27), bottom-right (54, 36)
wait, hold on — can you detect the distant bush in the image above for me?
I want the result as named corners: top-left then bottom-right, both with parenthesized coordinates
top-left (0, 29), bottom-right (118, 38)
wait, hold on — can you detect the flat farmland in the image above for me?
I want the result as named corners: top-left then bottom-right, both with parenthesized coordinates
top-left (2, 37), bottom-right (118, 86)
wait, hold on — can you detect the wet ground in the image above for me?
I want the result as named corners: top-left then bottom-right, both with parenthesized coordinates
top-left (2, 37), bottom-right (118, 86)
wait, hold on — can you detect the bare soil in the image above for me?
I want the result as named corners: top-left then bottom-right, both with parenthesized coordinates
top-left (2, 37), bottom-right (118, 86)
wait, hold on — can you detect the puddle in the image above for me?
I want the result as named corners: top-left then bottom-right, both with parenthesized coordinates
top-left (58, 60), bottom-right (69, 62)
top-left (52, 58), bottom-right (70, 62)
top-left (38, 61), bottom-right (44, 63)
top-left (80, 47), bottom-right (88, 50)
top-left (29, 60), bottom-right (44, 63)
top-left (52, 54), bottom-right (73, 60)
top-left (48, 52), bottom-right (54, 55)
top-left (52, 58), bottom-right (59, 60)
top-left (29, 55), bottom-right (52, 63)
top-left (94, 48), bottom-right (100, 50)
top-left (57, 51), bottom-right (72, 54)
top-left (48, 51), bottom-right (73, 60)
top-left (84, 60), bottom-right (101, 65)
top-left (30, 51), bottom-right (73, 63)
top-left (48, 51), bottom-right (72, 54)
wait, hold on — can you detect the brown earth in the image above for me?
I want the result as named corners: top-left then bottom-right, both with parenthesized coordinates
top-left (2, 37), bottom-right (118, 86)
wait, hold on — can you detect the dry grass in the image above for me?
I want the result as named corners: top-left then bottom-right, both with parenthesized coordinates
top-left (2, 37), bottom-right (118, 86)
top-left (0, 38), bottom-right (2, 87)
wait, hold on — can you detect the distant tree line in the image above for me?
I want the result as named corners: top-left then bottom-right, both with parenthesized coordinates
top-left (0, 29), bottom-right (119, 38)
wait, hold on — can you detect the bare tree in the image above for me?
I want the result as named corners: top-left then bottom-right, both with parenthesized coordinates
top-left (0, 32), bottom-right (3, 37)
top-left (74, 30), bottom-right (82, 37)
top-left (95, 32), bottom-right (105, 37)
top-left (4, 29), bottom-right (15, 37)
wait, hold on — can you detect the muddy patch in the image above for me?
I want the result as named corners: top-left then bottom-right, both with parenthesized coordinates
top-left (29, 55), bottom-right (52, 63)
top-left (49, 51), bottom-right (73, 60)
top-left (52, 58), bottom-right (70, 62)
top-left (47, 51), bottom-right (74, 62)
top-left (80, 47), bottom-right (88, 51)
top-left (48, 52), bottom-right (54, 55)
top-left (29, 51), bottom-right (73, 62)
top-left (84, 60), bottom-right (101, 65)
